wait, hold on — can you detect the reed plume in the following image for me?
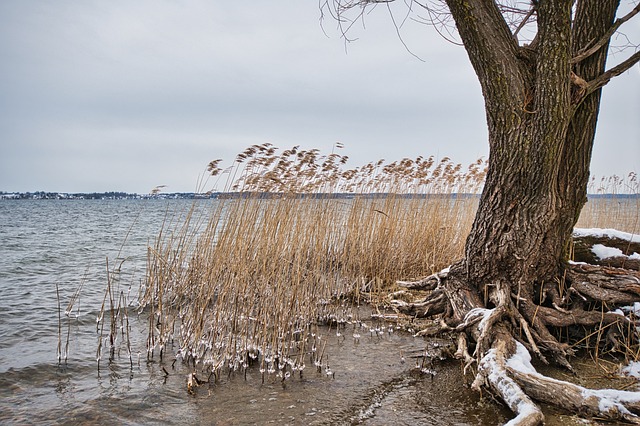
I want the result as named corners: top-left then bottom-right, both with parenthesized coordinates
top-left (135, 144), bottom-right (486, 385)
top-left (112, 143), bottom-right (636, 387)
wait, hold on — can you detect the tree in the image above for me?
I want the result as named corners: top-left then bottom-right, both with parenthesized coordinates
top-left (325, 1), bottom-right (640, 424)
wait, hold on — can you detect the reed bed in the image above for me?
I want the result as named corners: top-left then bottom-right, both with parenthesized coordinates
top-left (131, 144), bottom-right (484, 384)
top-left (99, 143), bottom-right (637, 386)
top-left (576, 172), bottom-right (639, 235)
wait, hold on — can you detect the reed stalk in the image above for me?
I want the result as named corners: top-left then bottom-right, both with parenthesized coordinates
top-left (576, 172), bottom-right (639, 234)
top-left (105, 144), bottom-right (636, 385)
top-left (136, 144), bottom-right (486, 383)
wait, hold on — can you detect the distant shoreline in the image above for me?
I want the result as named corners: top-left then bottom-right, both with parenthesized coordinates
top-left (1, 191), bottom-right (638, 200)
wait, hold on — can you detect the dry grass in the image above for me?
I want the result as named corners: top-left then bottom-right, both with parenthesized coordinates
top-left (99, 144), bottom-right (638, 384)
top-left (134, 144), bottom-right (484, 382)
top-left (576, 172), bottom-right (639, 235)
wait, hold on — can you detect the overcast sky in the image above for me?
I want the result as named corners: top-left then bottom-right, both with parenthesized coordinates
top-left (1, 1), bottom-right (638, 194)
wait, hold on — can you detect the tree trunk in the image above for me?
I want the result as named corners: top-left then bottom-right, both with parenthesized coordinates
top-left (408, 1), bottom-right (640, 423)
top-left (444, 0), bottom-right (620, 309)
top-left (331, 0), bottom-right (640, 423)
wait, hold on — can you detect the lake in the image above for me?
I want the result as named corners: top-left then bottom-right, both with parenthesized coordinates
top-left (4, 198), bottom-right (595, 425)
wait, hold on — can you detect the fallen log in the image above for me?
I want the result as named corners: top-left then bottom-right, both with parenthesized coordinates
top-left (573, 228), bottom-right (640, 270)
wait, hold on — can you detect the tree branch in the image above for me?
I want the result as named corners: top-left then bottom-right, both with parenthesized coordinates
top-left (571, 4), bottom-right (640, 64)
top-left (512, 6), bottom-right (536, 43)
top-left (587, 50), bottom-right (640, 94)
top-left (444, 0), bottom-right (526, 109)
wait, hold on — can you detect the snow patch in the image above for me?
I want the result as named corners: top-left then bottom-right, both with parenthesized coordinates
top-left (481, 350), bottom-right (519, 406)
top-left (573, 228), bottom-right (640, 243)
top-left (591, 244), bottom-right (640, 261)
top-left (622, 361), bottom-right (640, 379)
top-left (581, 388), bottom-right (639, 416)
top-left (463, 308), bottom-right (493, 332)
top-left (482, 345), bottom-right (542, 425)
top-left (621, 302), bottom-right (640, 316)
top-left (505, 342), bottom-right (538, 375)
top-left (592, 244), bottom-right (625, 260)
top-left (505, 342), bottom-right (576, 388)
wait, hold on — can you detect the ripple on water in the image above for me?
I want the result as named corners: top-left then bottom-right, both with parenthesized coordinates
top-left (0, 200), bottom-right (516, 425)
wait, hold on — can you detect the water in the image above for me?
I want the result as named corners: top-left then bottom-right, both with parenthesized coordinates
top-left (0, 199), bottom-right (510, 425)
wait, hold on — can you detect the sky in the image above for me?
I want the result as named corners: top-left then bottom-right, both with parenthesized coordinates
top-left (1, 1), bottom-right (638, 194)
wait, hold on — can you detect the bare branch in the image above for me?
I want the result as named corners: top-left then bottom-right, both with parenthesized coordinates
top-left (385, 2), bottom-right (426, 61)
top-left (412, 1), bottom-right (463, 45)
top-left (587, 50), bottom-right (640, 93)
top-left (572, 3), bottom-right (640, 64)
top-left (511, 6), bottom-right (536, 43)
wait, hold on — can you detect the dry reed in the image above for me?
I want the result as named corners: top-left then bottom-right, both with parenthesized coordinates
top-left (576, 172), bottom-right (639, 235)
top-left (135, 144), bottom-right (485, 384)
top-left (99, 143), bottom-right (638, 385)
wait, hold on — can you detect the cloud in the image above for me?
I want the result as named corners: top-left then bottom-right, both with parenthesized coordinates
top-left (0, 1), bottom-right (637, 192)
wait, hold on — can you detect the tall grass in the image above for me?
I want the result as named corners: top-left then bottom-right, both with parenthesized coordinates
top-left (576, 172), bottom-right (639, 234)
top-left (135, 144), bottom-right (485, 383)
top-left (100, 143), bottom-right (637, 384)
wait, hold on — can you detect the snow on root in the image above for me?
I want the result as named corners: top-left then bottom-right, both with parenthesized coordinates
top-left (592, 244), bottom-right (640, 260)
top-left (506, 341), bottom-right (640, 421)
top-left (573, 228), bottom-right (640, 243)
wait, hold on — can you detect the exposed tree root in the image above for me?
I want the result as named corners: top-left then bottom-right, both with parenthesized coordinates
top-left (396, 267), bottom-right (449, 291)
top-left (390, 261), bottom-right (640, 424)
top-left (573, 232), bottom-right (640, 271)
top-left (390, 287), bottom-right (448, 318)
top-left (473, 329), bottom-right (544, 426)
top-left (568, 263), bottom-right (640, 301)
top-left (507, 349), bottom-right (640, 424)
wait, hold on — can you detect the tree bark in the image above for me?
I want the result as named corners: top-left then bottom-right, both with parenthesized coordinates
top-left (442, 0), bottom-right (622, 308)
top-left (327, 0), bottom-right (640, 423)
top-left (412, 1), bottom-right (638, 424)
